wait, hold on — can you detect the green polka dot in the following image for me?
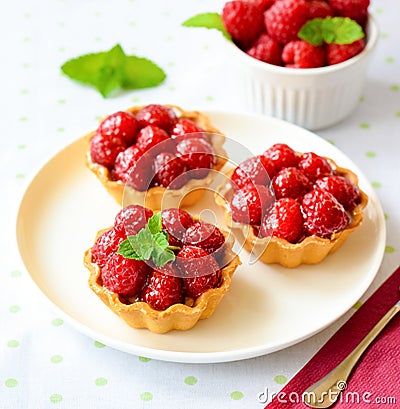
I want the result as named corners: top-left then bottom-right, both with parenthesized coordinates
top-left (7, 340), bottom-right (20, 348)
top-left (360, 122), bottom-right (370, 129)
top-left (57, 99), bottom-right (66, 104)
top-left (23, 11), bottom-right (31, 18)
top-left (9, 305), bottom-right (21, 313)
top-left (20, 89), bottom-right (29, 95)
top-left (129, 21), bottom-right (136, 27)
top-left (16, 173), bottom-right (25, 179)
top-left (140, 392), bottom-right (153, 401)
top-left (359, 96), bottom-right (365, 102)
top-left (5, 378), bottom-right (18, 388)
top-left (132, 97), bottom-right (140, 103)
top-left (390, 84), bottom-right (399, 91)
top-left (381, 32), bottom-right (389, 39)
top-left (17, 144), bottom-right (26, 150)
top-left (184, 376), bottom-right (198, 386)
top-left (22, 36), bottom-right (30, 43)
top-left (10, 270), bottom-right (22, 277)
top-left (94, 37), bottom-right (102, 43)
top-left (352, 300), bottom-right (363, 310)
top-left (19, 116), bottom-right (28, 122)
top-left (49, 394), bottom-right (63, 403)
top-left (51, 318), bottom-right (64, 327)
top-left (274, 375), bottom-right (288, 385)
top-left (95, 377), bottom-right (108, 386)
top-left (365, 151), bottom-right (376, 158)
top-left (396, 111), bottom-right (400, 118)
top-left (206, 95), bottom-right (214, 102)
top-left (56, 127), bottom-right (65, 132)
top-left (138, 356), bottom-right (151, 362)
top-left (384, 213), bottom-right (389, 220)
top-left (230, 391), bottom-right (244, 400)
top-left (21, 63), bottom-right (30, 69)
top-left (386, 57), bottom-right (395, 63)
top-left (94, 341), bottom-right (105, 348)
top-left (51, 355), bottom-right (63, 364)
top-left (372, 181), bottom-right (382, 188)
top-left (385, 245), bottom-right (395, 254)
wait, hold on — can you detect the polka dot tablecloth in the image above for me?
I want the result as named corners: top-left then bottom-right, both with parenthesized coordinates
top-left (1, 1), bottom-right (399, 408)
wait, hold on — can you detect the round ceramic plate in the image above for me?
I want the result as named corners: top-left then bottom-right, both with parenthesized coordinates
top-left (16, 110), bottom-right (386, 363)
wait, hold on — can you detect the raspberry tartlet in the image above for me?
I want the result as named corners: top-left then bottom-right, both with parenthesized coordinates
top-left (86, 104), bottom-right (227, 210)
top-left (84, 205), bottom-right (240, 333)
top-left (216, 143), bottom-right (368, 268)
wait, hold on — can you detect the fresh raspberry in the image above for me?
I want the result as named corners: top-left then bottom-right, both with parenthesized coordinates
top-left (302, 189), bottom-right (350, 238)
top-left (175, 137), bottom-right (215, 179)
top-left (231, 156), bottom-right (273, 191)
top-left (297, 152), bottom-right (334, 182)
top-left (91, 228), bottom-right (126, 268)
top-left (328, 0), bottom-right (370, 25)
top-left (136, 125), bottom-right (174, 154)
top-left (176, 246), bottom-right (221, 298)
top-left (101, 253), bottom-right (150, 297)
top-left (263, 143), bottom-right (300, 174)
top-left (141, 268), bottom-right (183, 311)
top-left (112, 146), bottom-right (154, 191)
top-left (98, 111), bottom-right (138, 146)
top-left (246, 33), bottom-right (282, 65)
top-left (170, 118), bottom-right (205, 137)
top-left (230, 184), bottom-right (274, 225)
top-left (153, 152), bottom-right (187, 189)
top-left (272, 167), bottom-right (312, 200)
top-left (136, 104), bottom-right (177, 131)
top-left (222, 1), bottom-right (265, 49)
top-left (161, 208), bottom-right (194, 247)
top-left (264, 0), bottom-right (309, 45)
top-left (307, 0), bottom-right (334, 19)
top-left (90, 133), bottom-right (127, 169)
top-left (326, 39), bottom-right (365, 65)
top-left (315, 175), bottom-right (361, 210)
top-left (282, 40), bottom-right (325, 68)
top-left (260, 198), bottom-right (304, 243)
top-left (114, 205), bottom-right (153, 236)
top-left (184, 221), bottom-right (225, 255)
top-left (246, 0), bottom-right (276, 11)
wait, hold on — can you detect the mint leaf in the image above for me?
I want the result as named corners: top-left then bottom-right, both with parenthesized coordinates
top-left (153, 249), bottom-right (176, 267)
top-left (147, 213), bottom-right (162, 235)
top-left (182, 12), bottom-right (231, 40)
top-left (61, 44), bottom-right (166, 98)
top-left (128, 228), bottom-right (154, 260)
top-left (299, 17), bottom-right (364, 46)
top-left (117, 239), bottom-right (141, 260)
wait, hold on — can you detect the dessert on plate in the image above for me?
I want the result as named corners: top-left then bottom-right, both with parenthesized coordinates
top-left (215, 143), bottom-right (368, 268)
top-left (86, 104), bottom-right (227, 210)
top-left (84, 205), bottom-right (241, 333)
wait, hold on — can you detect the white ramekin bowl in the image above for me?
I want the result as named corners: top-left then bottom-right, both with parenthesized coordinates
top-left (224, 14), bottom-right (378, 130)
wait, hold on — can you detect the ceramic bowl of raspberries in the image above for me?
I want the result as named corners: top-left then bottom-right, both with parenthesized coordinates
top-left (185, 0), bottom-right (378, 130)
top-left (84, 205), bottom-right (241, 333)
top-left (86, 104), bottom-right (227, 210)
top-left (215, 143), bottom-right (368, 268)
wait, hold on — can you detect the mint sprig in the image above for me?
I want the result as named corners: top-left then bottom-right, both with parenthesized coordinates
top-left (61, 44), bottom-right (166, 98)
top-left (298, 17), bottom-right (365, 46)
top-left (182, 12), bottom-right (231, 40)
top-left (117, 213), bottom-right (178, 267)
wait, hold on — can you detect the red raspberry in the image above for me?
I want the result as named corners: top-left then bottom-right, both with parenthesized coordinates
top-left (91, 228), bottom-right (126, 268)
top-left (297, 152), bottom-right (334, 182)
top-left (184, 221), bottom-right (225, 255)
top-left (272, 167), bottom-right (312, 200)
top-left (170, 118), bottom-right (205, 137)
top-left (161, 208), bottom-right (194, 247)
top-left (246, 33), bottom-right (282, 65)
top-left (260, 198), bottom-right (304, 243)
top-left (264, 0), bottom-right (309, 45)
top-left (246, 0), bottom-right (276, 11)
top-left (326, 39), bottom-right (365, 65)
top-left (153, 152), bottom-right (187, 189)
top-left (282, 40), bottom-right (325, 68)
top-left (307, 0), bottom-right (334, 19)
top-left (328, 0), bottom-right (370, 25)
top-left (136, 125), bottom-right (174, 154)
top-left (230, 184), bottom-right (274, 225)
top-left (315, 175), bottom-right (361, 210)
top-left (141, 268), bottom-right (183, 311)
top-left (263, 143), bottom-right (300, 174)
top-left (136, 104), bottom-right (177, 131)
top-left (231, 156), bottom-right (273, 191)
top-left (302, 189), bottom-right (350, 238)
top-left (177, 246), bottom-right (221, 298)
top-left (175, 137), bottom-right (214, 179)
top-left (101, 253), bottom-right (150, 297)
top-left (222, 1), bottom-right (265, 49)
top-left (114, 205), bottom-right (153, 236)
top-left (90, 133), bottom-right (127, 169)
top-left (98, 111), bottom-right (138, 146)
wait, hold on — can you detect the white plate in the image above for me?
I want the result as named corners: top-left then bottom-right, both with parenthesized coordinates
top-left (16, 110), bottom-right (386, 363)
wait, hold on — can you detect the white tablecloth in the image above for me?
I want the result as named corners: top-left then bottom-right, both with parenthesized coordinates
top-left (2, 0), bottom-right (399, 408)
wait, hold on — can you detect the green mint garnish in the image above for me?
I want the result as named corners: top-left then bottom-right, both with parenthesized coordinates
top-left (61, 44), bottom-right (166, 98)
top-left (298, 17), bottom-right (365, 46)
top-left (117, 212), bottom-right (178, 267)
top-left (182, 12), bottom-right (232, 41)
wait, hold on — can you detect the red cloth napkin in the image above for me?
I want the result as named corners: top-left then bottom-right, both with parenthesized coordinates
top-left (266, 266), bottom-right (400, 409)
